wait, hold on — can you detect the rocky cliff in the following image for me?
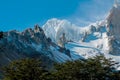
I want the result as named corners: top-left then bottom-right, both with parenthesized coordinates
top-left (106, 2), bottom-right (120, 54)
top-left (0, 24), bottom-right (78, 70)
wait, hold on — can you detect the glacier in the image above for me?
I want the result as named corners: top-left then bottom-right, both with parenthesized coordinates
top-left (42, 3), bottom-right (120, 70)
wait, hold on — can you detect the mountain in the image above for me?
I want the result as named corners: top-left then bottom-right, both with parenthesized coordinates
top-left (106, 2), bottom-right (120, 54)
top-left (43, 3), bottom-right (120, 70)
top-left (43, 18), bottom-right (109, 56)
top-left (0, 1), bottom-right (120, 71)
top-left (0, 25), bottom-right (83, 69)
top-left (43, 18), bottom-right (94, 42)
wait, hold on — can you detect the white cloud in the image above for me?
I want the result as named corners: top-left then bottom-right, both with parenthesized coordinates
top-left (68, 0), bottom-right (114, 26)
top-left (69, 18), bottom-right (92, 27)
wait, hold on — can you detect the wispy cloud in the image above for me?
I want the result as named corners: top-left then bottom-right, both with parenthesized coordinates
top-left (68, 17), bottom-right (92, 27)
top-left (68, 0), bottom-right (114, 26)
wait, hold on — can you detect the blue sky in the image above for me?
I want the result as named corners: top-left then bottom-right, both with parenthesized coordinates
top-left (0, 0), bottom-right (114, 31)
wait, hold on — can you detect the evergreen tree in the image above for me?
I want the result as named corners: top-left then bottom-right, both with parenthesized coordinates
top-left (53, 55), bottom-right (120, 80)
top-left (2, 58), bottom-right (53, 80)
top-left (2, 55), bottom-right (120, 80)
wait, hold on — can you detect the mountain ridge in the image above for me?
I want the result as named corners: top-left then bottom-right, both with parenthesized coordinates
top-left (42, 4), bottom-right (120, 70)
top-left (0, 25), bottom-right (83, 69)
top-left (1, 2), bottom-right (120, 70)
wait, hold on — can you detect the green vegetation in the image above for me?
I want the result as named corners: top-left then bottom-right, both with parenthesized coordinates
top-left (2, 55), bottom-right (120, 80)
top-left (53, 55), bottom-right (120, 80)
top-left (2, 58), bottom-right (53, 80)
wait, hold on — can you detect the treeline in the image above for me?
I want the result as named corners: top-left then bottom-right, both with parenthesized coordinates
top-left (2, 55), bottom-right (120, 80)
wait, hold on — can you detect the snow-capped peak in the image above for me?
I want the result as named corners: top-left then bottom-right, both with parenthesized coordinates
top-left (42, 18), bottom-right (106, 43)
top-left (107, 1), bottom-right (120, 39)
top-left (43, 18), bottom-right (71, 32)
top-left (114, 0), bottom-right (120, 8)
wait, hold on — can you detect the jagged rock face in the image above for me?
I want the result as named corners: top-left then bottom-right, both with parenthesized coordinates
top-left (107, 5), bottom-right (120, 39)
top-left (58, 33), bottom-right (67, 48)
top-left (0, 24), bottom-right (73, 70)
top-left (107, 3), bottom-right (120, 54)
top-left (0, 25), bottom-right (53, 68)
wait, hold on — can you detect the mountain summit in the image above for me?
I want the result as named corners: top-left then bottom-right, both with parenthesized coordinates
top-left (0, 1), bottom-right (120, 71)
top-left (106, 0), bottom-right (120, 54)
top-left (114, 0), bottom-right (120, 8)
top-left (42, 1), bottom-right (120, 70)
